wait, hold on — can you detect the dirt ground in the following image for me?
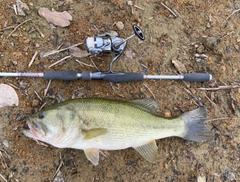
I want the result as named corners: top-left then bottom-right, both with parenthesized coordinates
top-left (0, 0), bottom-right (240, 181)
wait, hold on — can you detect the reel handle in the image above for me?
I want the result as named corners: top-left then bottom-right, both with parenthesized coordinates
top-left (132, 25), bottom-right (145, 40)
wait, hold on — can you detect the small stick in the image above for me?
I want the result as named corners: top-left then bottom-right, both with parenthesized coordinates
top-left (90, 57), bottom-right (99, 71)
top-left (42, 43), bottom-right (83, 58)
top-left (183, 88), bottom-right (204, 107)
top-left (48, 55), bottom-right (72, 68)
top-left (226, 8), bottom-right (240, 20)
top-left (143, 83), bottom-right (156, 99)
top-left (0, 149), bottom-right (10, 159)
top-left (38, 102), bottom-right (47, 111)
top-left (160, 2), bottom-right (177, 17)
top-left (75, 59), bottom-right (94, 68)
top-left (44, 80), bottom-right (52, 98)
top-left (207, 117), bottom-right (240, 122)
top-left (28, 51), bottom-right (38, 68)
top-left (34, 90), bottom-right (42, 102)
top-left (0, 173), bottom-right (7, 182)
top-left (0, 26), bottom-right (15, 32)
top-left (52, 152), bottom-right (64, 181)
top-left (133, 4), bottom-right (144, 11)
top-left (198, 85), bottom-right (240, 91)
top-left (7, 18), bottom-right (32, 38)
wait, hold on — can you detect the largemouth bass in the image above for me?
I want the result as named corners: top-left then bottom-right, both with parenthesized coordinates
top-left (22, 98), bottom-right (213, 165)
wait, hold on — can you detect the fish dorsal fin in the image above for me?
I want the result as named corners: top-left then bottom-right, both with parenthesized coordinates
top-left (84, 148), bottom-right (99, 165)
top-left (130, 98), bottom-right (160, 114)
top-left (83, 128), bottom-right (108, 140)
top-left (133, 140), bottom-right (158, 163)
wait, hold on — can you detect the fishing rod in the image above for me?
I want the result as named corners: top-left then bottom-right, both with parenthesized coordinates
top-left (0, 71), bottom-right (212, 83)
top-left (0, 25), bottom-right (212, 83)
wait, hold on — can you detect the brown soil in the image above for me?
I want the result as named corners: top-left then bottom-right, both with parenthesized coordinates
top-left (0, 0), bottom-right (239, 181)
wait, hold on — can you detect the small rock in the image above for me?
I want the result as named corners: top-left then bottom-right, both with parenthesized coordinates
top-left (202, 36), bottom-right (217, 51)
top-left (31, 99), bottom-right (40, 107)
top-left (197, 176), bottom-right (206, 182)
top-left (12, 60), bottom-right (18, 65)
top-left (109, 30), bottom-right (118, 37)
top-left (206, 22), bottom-right (211, 28)
top-left (3, 140), bottom-right (9, 148)
top-left (23, 39), bottom-right (31, 44)
top-left (196, 45), bottom-right (205, 54)
top-left (19, 80), bottom-right (28, 89)
top-left (164, 110), bottom-right (171, 118)
top-left (35, 43), bottom-right (40, 48)
top-left (127, 1), bottom-right (133, 6)
top-left (229, 171), bottom-right (236, 181)
top-left (116, 21), bottom-right (124, 30)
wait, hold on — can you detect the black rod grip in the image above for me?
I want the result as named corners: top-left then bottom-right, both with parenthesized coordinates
top-left (103, 73), bottom-right (144, 82)
top-left (43, 71), bottom-right (79, 80)
top-left (183, 73), bottom-right (212, 82)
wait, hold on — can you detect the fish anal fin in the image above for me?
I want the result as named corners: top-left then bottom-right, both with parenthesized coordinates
top-left (83, 128), bottom-right (108, 140)
top-left (84, 148), bottom-right (99, 165)
top-left (130, 98), bottom-right (160, 114)
top-left (133, 140), bottom-right (158, 163)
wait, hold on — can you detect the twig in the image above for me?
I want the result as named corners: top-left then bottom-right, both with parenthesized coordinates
top-left (48, 55), bottom-right (72, 68)
top-left (0, 151), bottom-right (7, 169)
top-left (42, 43), bottom-right (83, 58)
top-left (198, 85), bottom-right (240, 91)
top-left (207, 117), bottom-right (240, 122)
top-left (7, 18), bottom-right (32, 38)
top-left (0, 173), bottom-right (7, 182)
top-left (143, 83), bottom-right (156, 99)
top-left (52, 152), bottom-right (64, 181)
top-left (133, 4), bottom-right (144, 11)
top-left (39, 102), bottom-right (47, 111)
top-left (0, 148), bottom-right (10, 159)
top-left (160, 2), bottom-right (177, 17)
top-left (44, 80), bottom-right (52, 98)
top-left (183, 88), bottom-right (204, 107)
top-left (34, 90), bottom-right (42, 102)
top-left (0, 26), bottom-right (15, 32)
top-left (28, 51), bottom-right (38, 68)
top-left (75, 59), bottom-right (94, 68)
top-left (226, 8), bottom-right (240, 20)
top-left (90, 57), bottom-right (99, 71)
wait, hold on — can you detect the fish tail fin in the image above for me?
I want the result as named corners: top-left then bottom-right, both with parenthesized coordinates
top-left (180, 107), bottom-right (214, 142)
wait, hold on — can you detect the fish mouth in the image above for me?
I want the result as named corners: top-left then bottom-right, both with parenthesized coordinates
top-left (21, 121), bottom-right (37, 139)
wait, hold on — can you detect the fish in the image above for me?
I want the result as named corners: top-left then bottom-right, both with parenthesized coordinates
top-left (22, 98), bottom-right (213, 165)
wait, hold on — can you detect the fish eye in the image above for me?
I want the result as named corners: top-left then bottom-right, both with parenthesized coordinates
top-left (38, 113), bottom-right (44, 119)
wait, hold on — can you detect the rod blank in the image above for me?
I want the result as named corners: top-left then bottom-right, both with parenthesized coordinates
top-left (0, 71), bottom-right (212, 83)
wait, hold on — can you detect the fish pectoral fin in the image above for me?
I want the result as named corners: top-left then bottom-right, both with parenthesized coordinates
top-left (84, 148), bottom-right (100, 165)
top-left (133, 140), bottom-right (158, 163)
top-left (83, 128), bottom-right (108, 140)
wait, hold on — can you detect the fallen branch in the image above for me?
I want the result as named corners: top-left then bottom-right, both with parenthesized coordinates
top-left (160, 2), bottom-right (177, 17)
top-left (7, 18), bottom-right (32, 38)
top-left (42, 43), bottom-right (83, 58)
top-left (226, 8), bottom-right (240, 20)
top-left (198, 85), bottom-right (240, 91)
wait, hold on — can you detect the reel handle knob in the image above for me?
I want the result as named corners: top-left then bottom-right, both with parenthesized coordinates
top-left (133, 25), bottom-right (145, 40)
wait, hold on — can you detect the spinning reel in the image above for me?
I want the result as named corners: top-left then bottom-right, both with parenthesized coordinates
top-left (85, 24), bottom-right (145, 72)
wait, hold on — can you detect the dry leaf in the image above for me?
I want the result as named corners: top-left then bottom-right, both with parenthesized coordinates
top-left (16, 0), bottom-right (29, 16)
top-left (38, 7), bottom-right (72, 27)
top-left (69, 47), bottom-right (91, 58)
top-left (0, 84), bottom-right (19, 108)
top-left (172, 59), bottom-right (187, 74)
